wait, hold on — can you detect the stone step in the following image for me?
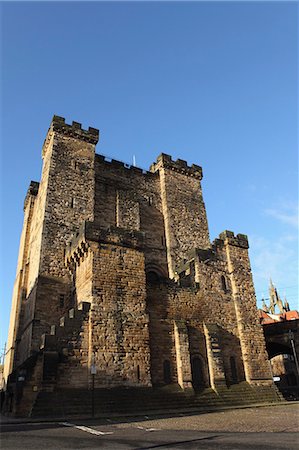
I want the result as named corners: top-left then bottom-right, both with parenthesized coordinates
top-left (31, 383), bottom-right (282, 417)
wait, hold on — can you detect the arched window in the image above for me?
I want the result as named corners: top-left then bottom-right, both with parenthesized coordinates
top-left (221, 275), bottom-right (228, 293)
top-left (146, 271), bottom-right (160, 284)
top-left (163, 360), bottom-right (171, 384)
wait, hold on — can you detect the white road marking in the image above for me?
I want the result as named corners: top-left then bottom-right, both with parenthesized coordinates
top-left (136, 426), bottom-right (160, 432)
top-left (60, 422), bottom-right (113, 436)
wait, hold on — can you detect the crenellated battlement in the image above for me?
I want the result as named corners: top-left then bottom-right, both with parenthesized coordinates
top-left (45, 115), bottom-right (99, 147)
top-left (217, 230), bottom-right (249, 249)
top-left (65, 221), bottom-right (145, 270)
top-left (175, 230), bottom-right (249, 271)
top-left (149, 153), bottom-right (203, 179)
top-left (23, 180), bottom-right (39, 210)
top-left (96, 154), bottom-right (155, 176)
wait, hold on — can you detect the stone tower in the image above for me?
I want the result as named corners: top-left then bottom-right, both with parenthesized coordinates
top-left (4, 117), bottom-right (98, 381)
top-left (4, 116), bottom-right (276, 416)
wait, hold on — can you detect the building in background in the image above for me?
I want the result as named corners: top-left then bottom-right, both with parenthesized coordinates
top-left (259, 281), bottom-right (299, 399)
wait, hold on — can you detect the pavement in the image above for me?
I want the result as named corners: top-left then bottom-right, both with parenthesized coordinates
top-left (0, 400), bottom-right (294, 424)
top-left (1, 403), bottom-right (298, 449)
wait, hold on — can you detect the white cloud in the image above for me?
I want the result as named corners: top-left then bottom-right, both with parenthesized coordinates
top-left (264, 202), bottom-right (298, 228)
top-left (265, 209), bottom-right (298, 228)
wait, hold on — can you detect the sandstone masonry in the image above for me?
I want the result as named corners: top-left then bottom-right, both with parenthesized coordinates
top-left (4, 116), bottom-right (275, 415)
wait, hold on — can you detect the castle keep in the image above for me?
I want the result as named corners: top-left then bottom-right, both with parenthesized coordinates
top-left (4, 116), bottom-right (279, 416)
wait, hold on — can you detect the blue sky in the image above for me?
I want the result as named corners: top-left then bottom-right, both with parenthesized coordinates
top-left (0, 1), bottom-right (298, 357)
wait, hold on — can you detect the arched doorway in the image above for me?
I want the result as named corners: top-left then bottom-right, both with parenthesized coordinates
top-left (145, 265), bottom-right (170, 386)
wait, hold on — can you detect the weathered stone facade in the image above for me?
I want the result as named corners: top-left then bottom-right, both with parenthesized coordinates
top-left (4, 116), bottom-right (276, 415)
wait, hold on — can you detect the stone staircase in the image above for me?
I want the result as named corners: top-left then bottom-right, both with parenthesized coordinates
top-left (38, 301), bottom-right (90, 391)
top-left (30, 382), bottom-right (283, 418)
top-left (41, 302), bottom-right (90, 354)
top-left (6, 302), bottom-right (91, 417)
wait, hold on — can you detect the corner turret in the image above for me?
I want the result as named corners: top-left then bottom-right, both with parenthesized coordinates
top-left (150, 153), bottom-right (203, 179)
top-left (218, 230), bottom-right (249, 249)
top-left (42, 115), bottom-right (99, 157)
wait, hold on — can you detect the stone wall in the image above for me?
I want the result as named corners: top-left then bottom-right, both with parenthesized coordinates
top-left (39, 118), bottom-right (96, 278)
top-left (90, 230), bottom-right (151, 387)
top-left (4, 182), bottom-right (38, 381)
top-left (150, 154), bottom-right (210, 278)
top-left (4, 115), bottom-right (274, 398)
top-left (221, 231), bottom-right (273, 385)
top-left (64, 224), bottom-right (152, 387)
top-left (8, 117), bottom-right (99, 370)
top-left (94, 156), bottom-right (168, 277)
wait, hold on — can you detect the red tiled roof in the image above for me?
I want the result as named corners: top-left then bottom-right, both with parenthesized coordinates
top-left (258, 309), bottom-right (299, 324)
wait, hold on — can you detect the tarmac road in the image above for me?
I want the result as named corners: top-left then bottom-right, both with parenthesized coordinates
top-left (1, 404), bottom-right (298, 449)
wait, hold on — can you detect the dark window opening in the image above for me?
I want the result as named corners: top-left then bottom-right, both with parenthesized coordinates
top-left (137, 365), bottom-right (141, 382)
top-left (70, 197), bottom-right (75, 208)
top-left (230, 356), bottom-right (238, 384)
top-left (163, 360), bottom-right (171, 384)
top-left (146, 271), bottom-right (160, 284)
top-left (221, 275), bottom-right (228, 292)
top-left (148, 196), bottom-right (153, 206)
top-left (59, 294), bottom-right (65, 309)
top-left (191, 356), bottom-right (204, 391)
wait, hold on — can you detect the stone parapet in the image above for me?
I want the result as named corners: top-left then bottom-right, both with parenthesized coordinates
top-left (218, 230), bottom-right (249, 249)
top-left (150, 153), bottom-right (203, 179)
top-left (51, 115), bottom-right (99, 144)
top-left (96, 154), bottom-right (155, 176)
top-left (175, 245), bottom-right (223, 275)
top-left (42, 116), bottom-right (99, 158)
top-left (65, 221), bottom-right (145, 269)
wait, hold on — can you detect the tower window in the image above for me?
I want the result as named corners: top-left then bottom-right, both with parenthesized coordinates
top-left (59, 294), bottom-right (65, 309)
top-left (70, 197), bottom-right (75, 208)
top-left (221, 275), bottom-right (228, 293)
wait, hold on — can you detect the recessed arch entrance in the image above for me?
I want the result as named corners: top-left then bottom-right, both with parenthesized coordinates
top-left (190, 354), bottom-right (205, 391)
top-left (145, 264), bottom-right (168, 285)
top-left (145, 264), bottom-right (172, 386)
